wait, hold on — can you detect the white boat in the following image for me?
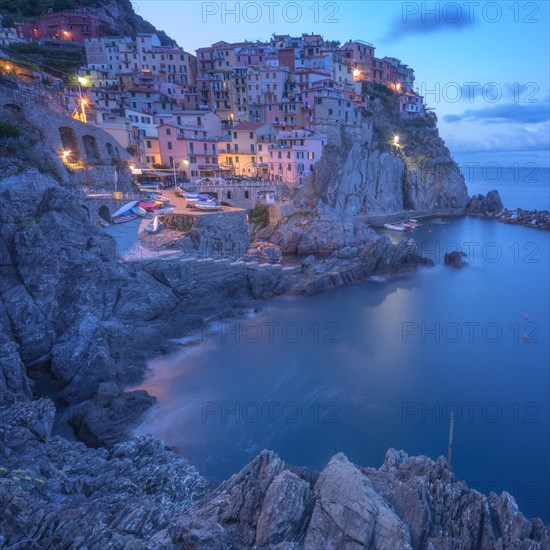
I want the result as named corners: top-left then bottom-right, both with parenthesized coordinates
top-left (194, 201), bottom-right (222, 211)
top-left (182, 192), bottom-right (202, 202)
top-left (156, 206), bottom-right (175, 214)
top-left (145, 215), bottom-right (161, 233)
top-left (383, 223), bottom-right (407, 232)
top-left (182, 191), bottom-right (212, 203)
top-left (111, 200), bottom-right (138, 218)
top-left (132, 205), bottom-right (147, 216)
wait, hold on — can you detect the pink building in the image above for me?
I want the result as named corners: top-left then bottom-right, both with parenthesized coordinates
top-left (266, 129), bottom-right (326, 185)
top-left (16, 8), bottom-right (115, 43)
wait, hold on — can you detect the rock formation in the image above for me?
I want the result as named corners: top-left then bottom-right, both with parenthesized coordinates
top-left (1, 410), bottom-right (548, 549)
top-left (312, 85), bottom-right (470, 216)
top-left (444, 251), bottom-right (468, 268)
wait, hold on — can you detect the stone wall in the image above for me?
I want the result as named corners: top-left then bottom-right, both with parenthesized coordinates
top-left (268, 203), bottom-right (296, 224)
top-left (163, 209), bottom-right (249, 258)
top-left (193, 180), bottom-right (285, 210)
top-left (0, 87), bottom-right (134, 192)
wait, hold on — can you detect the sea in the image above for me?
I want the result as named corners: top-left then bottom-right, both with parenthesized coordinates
top-left (133, 166), bottom-right (550, 522)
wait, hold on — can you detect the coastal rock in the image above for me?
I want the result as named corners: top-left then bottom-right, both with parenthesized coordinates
top-left (294, 237), bottom-right (433, 295)
top-left (266, 202), bottom-right (379, 255)
top-left (69, 390), bottom-right (157, 447)
top-left (304, 453), bottom-right (412, 549)
top-left (494, 208), bottom-right (550, 230)
top-left (246, 242), bottom-right (283, 263)
top-left (444, 250), bottom-right (468, 268)
top-left (467, 189), bottom-right (504, 215)
top-left (255, 470), bottom-right (315, 547)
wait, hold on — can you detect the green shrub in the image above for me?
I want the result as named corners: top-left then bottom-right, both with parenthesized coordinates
top-left (248, 205), bottom-right (269, 226)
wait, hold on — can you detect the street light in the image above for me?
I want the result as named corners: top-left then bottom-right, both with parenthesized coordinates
top-left (76, 76), bottom-right (88, 122)
top-left (353, 69), bottom-right (361, 79)
top-left (61, 150), bottom-right (71, 162)
top-left (80, 98), bottom-right (88, 123)
top-left (393, 135), bottom-right (400, 146)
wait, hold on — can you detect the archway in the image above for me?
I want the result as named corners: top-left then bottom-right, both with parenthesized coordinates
top-left (82, 134), bottom-right (100, 163)
top-left (98, 205), bottom-right (111, 223)
top-left (105, 142), bottom-right (120, 160)
top-left (2, 103), bottom-right (25, 122)
top-left (59, 126), bottom-right (80, 160)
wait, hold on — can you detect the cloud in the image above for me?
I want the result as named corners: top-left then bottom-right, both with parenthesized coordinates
top-left (445, 126), bottom-right (550, 155)
top-left (443, 102), bottom-right (550, 124)
top-left (383, 3), bottom-right (475, 41)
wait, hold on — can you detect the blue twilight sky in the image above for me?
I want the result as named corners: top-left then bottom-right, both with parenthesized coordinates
top-left (134, 0), bottom-right (550, 167)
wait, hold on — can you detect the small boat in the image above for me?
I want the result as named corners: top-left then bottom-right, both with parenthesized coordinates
top-left (139, 182), bottom-right (163, 190)
top-left (111, 200), bottom-right (138, 218)
top-left (112, 213), bottom-right (138, 224)
top-left (132, 205), bottom-right (147, 216)
top-left (194, 201), bottom-right (222, 211)
top-left (145, 215), bottom-right (161, 233)
top-left (182, 191), bottom-right (211, 203)
top-left (383, 223), bottom-right (407, 232)
top-left (138, 201), bottom-right (159, 212)
top-left (402, 220), bottom-right (421, 229)
top-left (156, 206), bottom-right (175, 214)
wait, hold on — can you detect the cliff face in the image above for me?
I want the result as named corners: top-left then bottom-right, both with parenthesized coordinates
top-left (313, 85), bottom-right (469, 215)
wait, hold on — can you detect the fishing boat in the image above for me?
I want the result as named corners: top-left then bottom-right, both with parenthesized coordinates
top-left (112, 213), bottom-right (138, 224)
top-left (194, 201), bottom-right (222, 211)
top-left (144, 215), bottom-right (161, 233)
top-left (111, 200), bottom-right (138, 219)
top-left (132, 205), bottom-right (147, 216)
top-left (383, 223), bottom-right (407, 232)
top-left (138, 201), bottom-right (159, 212)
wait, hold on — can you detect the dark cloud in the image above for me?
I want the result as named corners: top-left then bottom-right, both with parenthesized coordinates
top-left (383, 4), bottom-right (475, 41)
top-left (444, 103), bottom-right (550, 124)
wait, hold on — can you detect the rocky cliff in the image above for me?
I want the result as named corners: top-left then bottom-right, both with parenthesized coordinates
top-left (312, 84), bottom-right (469, 216)
top-left (1, 403), bottom-right (548, 548)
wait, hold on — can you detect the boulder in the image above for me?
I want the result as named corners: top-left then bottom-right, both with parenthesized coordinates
top-left (444, 250), bottom-right (468, 268)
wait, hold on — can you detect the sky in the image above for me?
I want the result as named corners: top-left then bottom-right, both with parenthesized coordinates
top-left (134, 0), bottom-right (550, 167)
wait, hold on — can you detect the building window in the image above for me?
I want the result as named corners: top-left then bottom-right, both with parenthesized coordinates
top-left (244, 191), bottom-right (249, 199)
top-left (168, 142), bottom-right (173, 150)
top-left (166, 128), bottom-right (171, 135)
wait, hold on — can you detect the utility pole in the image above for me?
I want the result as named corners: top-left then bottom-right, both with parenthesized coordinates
top-left (448, 412), bottom-right (455, 469)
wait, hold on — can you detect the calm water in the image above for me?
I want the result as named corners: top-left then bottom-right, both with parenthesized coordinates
top-left (463, 165), bottom-right (550, 210)
top-left (134, 173), bottom-right (549, 522)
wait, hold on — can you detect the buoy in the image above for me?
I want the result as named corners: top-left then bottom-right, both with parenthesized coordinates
top-left (524, 315), bottom-right (529, 320)
top-left (523, 334), bottom-right (529, 341)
